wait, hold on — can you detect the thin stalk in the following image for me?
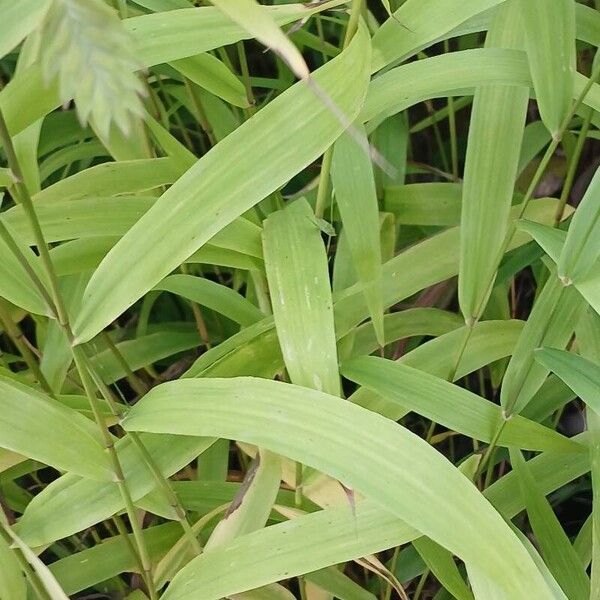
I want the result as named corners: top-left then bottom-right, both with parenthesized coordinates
top-left (0, 219), bottom-right (57, 316)
top-left (0, 302), bottom-right (52, 394)
top-left (0, 105), bottom-right (157, 599)
top-left (237, 41), bottom-right (256, 111)
top-left (0, 111), bottom-right (68, 327)
top-left (101, 331), bottom-right (149, 396)
top-left (554, 105), bottom-right (594, 225)
top-left (184, 78), bottom-right (217, 146)
top-left (180, 264), bottom-right (212, 348)
top-left (72, 347), bottom-right (157, 599)
top-left (79, 350), bottom-right (202, 556)
top-left (413, 568), bottom-right (430, 600)
top-left (0, 525), bottom-right (51, 600)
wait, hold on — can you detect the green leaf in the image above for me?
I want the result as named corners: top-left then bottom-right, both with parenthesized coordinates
top-left (509, 447), bottom-right (589, 600)
top-left (535, 348), bottom-right (600, 417)
top-left (0, 375), bottom-right (113, 481)
top-left (263, 200), bottom-right (340, 396)
top-left (123, 377), bottom-right (556, 598)
top-left (558, 166), bottom-right (600, 284)
top-left (209, 0), bottom-right (309, 80)
top-left (154, 274), bottom-right (262, 327)
top-left (518, 0), bottom-right (576, 135)
top-left (458, 1), bottom-right (529, 323)
top-left (331, 125), bottom-right (384, 345)
top-left (16, 435), bottom-right (214, 547)
top-left (413, 537), bottom-right (473, 600)
top-left (500, 273), bottom-right (585, 416)
top-left (72, 24), bottom-right (371, 344)
top-left (171, 53), bottom-right (249, 108)
top-left (363, 48), bottom-right (531, 124)
top-left (0, 519), bottom-right (69, 600)
top-left (127, 1), bottom-right (347, 67)
top-left (205, 450), bottom-right (281, 550)
top-left (384, 183), bottom-right (462, 226)
top-left (341, 355), bottom-right (581, 454)
top-left (370, 0), bottom-right (504, 72)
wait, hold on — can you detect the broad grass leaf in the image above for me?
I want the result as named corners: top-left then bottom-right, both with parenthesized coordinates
top-left (384, 183), bottom-right (462, 226)
top-left (72, 24), bottom-right (371, 344)
top-left (363, 48), bottom-right (530, 124)
top-left (127, 1), bottom-right (347, 67)
top-left (518, 0), bottom-right (576, 135)
top-left (205, 450), bottom-right (281, 550)
top-left (0, 375), bottom-right (113, 481)
top-left (0, 223), bottom-right (51, 315)
top-left (123, 377), bottom-right (556, 598)
top-left (413, 537), bottom-right (473, 600)
top-left (535, 348), bottom-right (600, 417)
top-left (342, 356), bottom-right (581, 454)
top-left (458, 0), bottom-right (529, 323)
top-left (209, 0), bottom-right (309, 80)
top-left (558, 166), bottom-right (600, 284)
top-left (16, 435), bottom-right (214, 547)
top-left (49, 523), bottom-right (180, 596)
top-left (263, 200), bottom-right (340, 396)
top-left (332, 125), bottom-right (384, 346)
top-left (509, 447), bottom-right (589, 600)
top-left (370, 0), bottom-right (505, 72)
top-left (500, 273), bottom-right (586, 416)
top-left (154, 274), bottom-right (262, 327)
top-left (171, 53), bottom-right (249, 108)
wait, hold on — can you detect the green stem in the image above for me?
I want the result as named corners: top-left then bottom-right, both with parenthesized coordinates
top-left (101, 331), bottom-right (149, 396)
top-left (0, 524), bottom-right (51, 600)
top-left (0, 302), bottom-right (53, 394)
top-left (554, 105), bottom-right (593, 226)
top-left (72, 346), bottom-right (157, 599)
top-left (0, 105), bottom-right (158, 599)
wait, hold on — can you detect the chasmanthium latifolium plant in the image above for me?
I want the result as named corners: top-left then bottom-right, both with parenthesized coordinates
top-left (0, 0), bottom-right (599, 598)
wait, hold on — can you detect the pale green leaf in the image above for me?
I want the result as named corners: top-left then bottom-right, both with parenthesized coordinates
top-left (518, 0), bottom-right (576, 135)
top-left (123, 377), bottom-right (556, 598)
top-left (558, 166), bottom-right (600, 284)
top-left (332, 125), bottom-right (384, 345)
top-left (509, 447), bottom-right (589, 600)
top-left (72, 24), bottom-right (371, 344)
top-left (263, 199), bottom-right (340, 396)
top-left (209, 0), bottom-right (309, 80)
top-left (342, 356), bottom-right (581, 454)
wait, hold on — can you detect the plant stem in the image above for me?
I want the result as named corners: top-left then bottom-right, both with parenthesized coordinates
top-left (0, 523), bottom-right (52, 600)
top-left (554, 105), bottom-right (593, 226)
top-left (0, 106), bottom-right (158, 599)
top-left (0, 302), bottom-right (53, 394)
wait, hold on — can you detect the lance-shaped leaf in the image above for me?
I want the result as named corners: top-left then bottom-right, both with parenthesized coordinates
top-left (535, 348), bottom-right (600, 417)
top-left (263, 200), bottom-right (340, 396)
top-left (332, 125), bottom-right (384, 345)
top-left (558, 166), bottom-right (600, 284)
top-left (123, 377), bottom-right (556, 599)
top-left (209, 0), bottom-right (309, 80)
top-left (72, 24), bottom-right (371, 344)
top-left (501, 272), bottom-right (586, 416)
top-left (509, 447), bottom-right (589, 600)
top-left (0, 376), bottom-right (113, 481)
top-left (458, 1), bottom-right (529, 323)
top-left (341, 355), bottom-right (581, 454)
top-left (518, 0), bottom-right (576, 135)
